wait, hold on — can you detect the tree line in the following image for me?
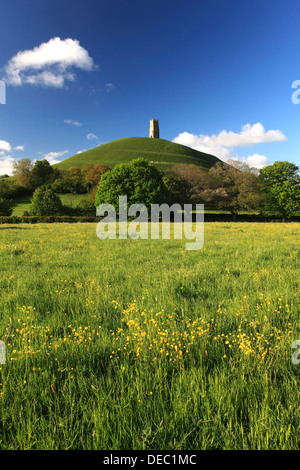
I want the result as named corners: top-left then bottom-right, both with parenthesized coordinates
top-left (0, 156), bottom-right (299, 221)
top-left (94, 158), bottom-right (300, 221)
top-left (0, 159), bottom-right (110, 216)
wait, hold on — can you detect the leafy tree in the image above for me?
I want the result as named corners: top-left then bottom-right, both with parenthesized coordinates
top-left (85, 164), bottom-right (111, 190)
top-left (208, 160), bottom-right (262, 216)
top-left (164, 163), bottom-right (210, 205)
top-left (51, 166), bottom-right (86, 194)
top-left (0, 179), bottom-right (28, 199)
top-left (0, 179), bottom-right (16, 199)
top-left (76, 199), bottom-right (96, 216)
top-left (51, 169), bottom-right (71, 193)
top-left (31, 159), bottom-right (54, 189)
top-left (81, 162), bottom-right (94, 178)
top-left (259, 161), bottom-right (300, 221)
top-left (88, 184), bottom-right (99, 205)
top-left (12, 158), bottom-right (34, 190)
top-left (95, 158), bottom-right (170, 213)
top-left (67, 166), bottom-right (84, 193)
top-left (0, 198), bottom-right (13, 216)
top-left (30, 187), bottom-right (63, 216)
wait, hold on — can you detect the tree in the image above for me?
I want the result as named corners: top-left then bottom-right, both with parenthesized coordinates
top-left (81, 162), bottom-right (94, 176)
top-left (85, 164), bottom-right (111, 190)
top-left (0, 179), bottom-right (27, 199)
top-left (164, 164), bottom-right (209, 205)
top-left (51, 166), bottom-right (86, 194)
top-left (76, 199), bottom-right (96, 216)
top-left (208, 160), bottom-right (262, 216)
top-left (88, 184), bottom-right (99, 205)
top-left (31, 159), bottom-right (54, 189)
top-left (0, 198), bottom-right (13, 216)
top-left (259, 161), bottom-right (300, 221)
top-left (95, 158), bottom-right (170, 213)
top-left (30, 187), bottom-right (63, 216)
top-left (0, 179), bottom-right (15, 199)
top-left (12, 158), bottom-right (34, 190)
top-left (51, 169), bottom-right (71, 193)
top-left (67, 166), bottom-right (87, 194)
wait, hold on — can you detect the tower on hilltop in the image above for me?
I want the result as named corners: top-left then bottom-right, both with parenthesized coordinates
top-left (149, 119), bottom-right (159, 139)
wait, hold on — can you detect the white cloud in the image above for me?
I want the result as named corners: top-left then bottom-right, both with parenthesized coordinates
top-left (86, 133), bottom-right (98, 140)
top-left (0, 155), bottom-right (15, 175)
top-left (173, 122), bottom-right (287, 169)
top-left (64, 119), bottom-right (82, 127)
top-left (0, 140), bottom-right (12, 152)
top-left (228, 153), bottom-right (269, 169)
top-left (43, 150), bottom-right (68, 165)
top-left (105, 82), bottom-right (116, 92)
top-left (25, 70), bottom-right (73, 88)
top-left (242, 153), bottom-right (269, 169)
top-left (3, 37), bottom-right (95, 88)
top-left (0, 143), bottom-right (26, 174)
top-left (173, 131), bottom-right (233, 160)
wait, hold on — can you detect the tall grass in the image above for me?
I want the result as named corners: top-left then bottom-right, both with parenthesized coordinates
top-left (0, 222), bottom-right (299, 449)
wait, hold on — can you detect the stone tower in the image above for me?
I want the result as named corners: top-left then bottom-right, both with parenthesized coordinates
top-left (149, 119), bottom-right (159, 139)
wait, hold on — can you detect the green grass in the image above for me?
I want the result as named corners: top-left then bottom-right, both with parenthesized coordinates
top-left (10, 195), bottom-right (32, 216)
top-left (11, 193), bottom-right (89, 216)
top-left (0, 222), bottom-right (299, 449)
top-left (58, 193), bottom-right (88, 208)
top-left (53, 137), bottom-right (221, 171)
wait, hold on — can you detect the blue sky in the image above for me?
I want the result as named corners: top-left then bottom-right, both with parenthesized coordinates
top-left (0, 0), bottom-right (300, 174)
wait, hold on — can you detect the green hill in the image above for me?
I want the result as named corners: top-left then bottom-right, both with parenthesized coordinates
top-left (54, 137), bottom-right (221, 171)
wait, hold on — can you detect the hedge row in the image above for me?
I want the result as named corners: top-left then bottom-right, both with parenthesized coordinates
top-left (203, 213), bottom-right (300, 222)
top-left (0, 214), bottom-right (299, 224)
top-left (0, 215), bottom-right (100, 224)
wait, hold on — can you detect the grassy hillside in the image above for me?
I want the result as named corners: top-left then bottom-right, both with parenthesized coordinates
top-left (54, 137), bottom-right (221, 171)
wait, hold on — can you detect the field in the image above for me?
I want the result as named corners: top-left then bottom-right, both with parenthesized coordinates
top-left (0, 222), bottom-right (299, 450)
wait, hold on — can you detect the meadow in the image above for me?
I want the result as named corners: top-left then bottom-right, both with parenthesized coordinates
top-left (0, 221), bottom-right (299, 450)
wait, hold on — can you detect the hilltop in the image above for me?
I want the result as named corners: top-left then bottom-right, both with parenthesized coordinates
top-left (53, 137), bottom-right (221, 171)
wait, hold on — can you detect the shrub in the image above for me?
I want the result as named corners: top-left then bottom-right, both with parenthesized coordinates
top-left (0, 198), bottom-right (13, 216)
top-left (29, 187), bottom-right (63, 216)
top-left (76, 199), bottom-right (96, 216)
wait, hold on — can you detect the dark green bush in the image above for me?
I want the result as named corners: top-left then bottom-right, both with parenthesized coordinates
top-left (0, 198), bottom-right (13, 216)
